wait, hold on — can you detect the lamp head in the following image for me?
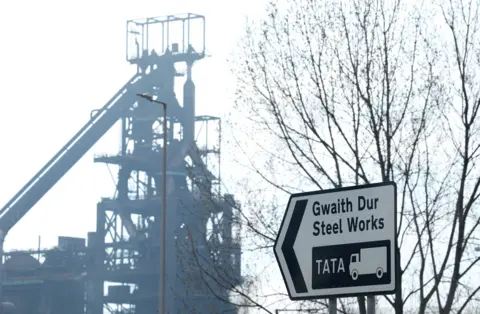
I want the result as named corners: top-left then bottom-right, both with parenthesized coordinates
top-left (136, 93), bottom-right (154, 101)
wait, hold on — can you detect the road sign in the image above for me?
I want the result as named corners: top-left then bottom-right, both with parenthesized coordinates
top-left (274, 182), bottom-right (397, 300)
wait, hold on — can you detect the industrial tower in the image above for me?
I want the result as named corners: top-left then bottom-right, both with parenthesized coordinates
top-left (0, 14), bottom-right (242, 314)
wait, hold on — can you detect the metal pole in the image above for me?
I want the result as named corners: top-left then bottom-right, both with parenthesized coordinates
top-left (160, 102), bottom-right (167, 314)
top-left (136, 94), bottom-right (167, 314)
top-left (328, 298), bottom-right (337, 314)
top-left (367, 296), bottom-right (376, 314)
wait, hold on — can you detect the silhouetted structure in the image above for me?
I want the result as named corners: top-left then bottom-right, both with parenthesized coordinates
top-left (0, 13), bottom-right (242, 314)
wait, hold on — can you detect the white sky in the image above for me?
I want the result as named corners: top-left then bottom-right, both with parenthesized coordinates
top-left (0, 0), bottom-right (265, 251)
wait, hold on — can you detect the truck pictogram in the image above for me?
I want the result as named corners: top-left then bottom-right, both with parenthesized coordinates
top-left (349, 246), bottom-right (387, 281)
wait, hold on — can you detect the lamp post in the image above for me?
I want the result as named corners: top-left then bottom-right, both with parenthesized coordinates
top-left (136, 93), bottom-right (167, 314)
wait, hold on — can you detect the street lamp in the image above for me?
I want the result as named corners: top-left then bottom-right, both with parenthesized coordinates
top-left (136, 93), bottom-right (167, 314)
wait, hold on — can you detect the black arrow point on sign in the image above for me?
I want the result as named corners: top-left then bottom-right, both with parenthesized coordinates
top-left (281, 199), bottom-right (308, 293)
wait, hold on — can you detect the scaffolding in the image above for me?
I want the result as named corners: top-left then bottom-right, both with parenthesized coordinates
top-left (0, 13), bottom-right (242, 314)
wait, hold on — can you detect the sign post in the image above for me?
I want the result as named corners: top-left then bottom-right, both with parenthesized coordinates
top-left (367, 295), bottom-right (375, 314)
top-left (328, 298), bottom-right (336, 314)
top-left (274, 182), bottom-right (397, 302)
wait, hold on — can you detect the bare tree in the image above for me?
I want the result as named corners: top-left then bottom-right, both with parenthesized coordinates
top-left (225, 0), bottom-right (480, 313)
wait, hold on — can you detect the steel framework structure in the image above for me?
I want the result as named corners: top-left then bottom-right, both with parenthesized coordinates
top-left (0, 13), bottom-right (242, 314)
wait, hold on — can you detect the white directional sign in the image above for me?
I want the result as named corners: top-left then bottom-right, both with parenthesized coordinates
top-left (274, 182), bottom-right (398, 300)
